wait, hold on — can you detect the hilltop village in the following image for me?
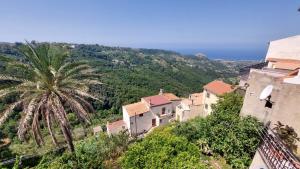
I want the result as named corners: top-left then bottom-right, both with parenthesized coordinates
top-left (0, 36), bottom-right (300, 169)
top-left (104, 35), bottom-right (300, 169)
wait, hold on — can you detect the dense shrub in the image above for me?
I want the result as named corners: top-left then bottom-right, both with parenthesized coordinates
top-left (35, 131), bottom-right (129, 169)
top-left (121, 126), bottom-right (208, 169)
top-left (173, 93), bottom-right (263, 168)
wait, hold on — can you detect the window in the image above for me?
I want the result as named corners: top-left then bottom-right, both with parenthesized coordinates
top-left (139, 113), bottom-right (143, 117)
top-left (159, 119), bottom-right (162, 123)
top-left (205, 104), bottom-right (208, 109)
top-left (206, 92), bottom-right (210, 98)
top-left (162, 107), bottom-right (166, 114)
top-left (152, 119), bottom-right (156, 127)
top-left (265, 96), bottom-right (273, 108)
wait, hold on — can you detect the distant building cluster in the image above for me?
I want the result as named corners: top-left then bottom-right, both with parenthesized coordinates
top-left (93, 34), bottom-right (300, 169)
top-left (104, 80), bottom-right (233, 137)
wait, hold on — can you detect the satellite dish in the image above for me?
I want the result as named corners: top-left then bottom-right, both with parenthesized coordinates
top-left (259, 85), bottom-right (273, 100)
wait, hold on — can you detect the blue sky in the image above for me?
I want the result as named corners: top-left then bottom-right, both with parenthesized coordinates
top-left (0, 0), bottom-right (299, 59)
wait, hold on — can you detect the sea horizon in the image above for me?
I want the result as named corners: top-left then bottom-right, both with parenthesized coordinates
top-left (171, 48), bottom-right (266, 61)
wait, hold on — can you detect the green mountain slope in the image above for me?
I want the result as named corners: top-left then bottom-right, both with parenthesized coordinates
top-left (0, 43), bottom-right (256, 112)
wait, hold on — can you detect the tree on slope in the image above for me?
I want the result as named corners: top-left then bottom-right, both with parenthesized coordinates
top-left (0, 42), bottom-right (101, 151)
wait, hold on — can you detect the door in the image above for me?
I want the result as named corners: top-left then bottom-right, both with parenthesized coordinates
top-left (152, 119), bottom-right (156, 127)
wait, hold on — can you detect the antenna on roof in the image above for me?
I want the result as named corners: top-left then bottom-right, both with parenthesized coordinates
top-left (159, 89), bottom-right (164, 95)
top-left (259, 85), bottom-right (273, 100)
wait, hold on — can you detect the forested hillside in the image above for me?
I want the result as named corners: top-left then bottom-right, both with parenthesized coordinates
top-left (0, 42), bottom-right (259, 166)
top-left (0, 42), bottom-right (256, 113)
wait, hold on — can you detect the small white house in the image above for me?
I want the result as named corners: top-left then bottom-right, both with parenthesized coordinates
top-left (202, 80), bottom-right (234, 115)
top-left (176, 93), bottom-right (204, 122)
top-left (108, 90), bottom-right (180, 136)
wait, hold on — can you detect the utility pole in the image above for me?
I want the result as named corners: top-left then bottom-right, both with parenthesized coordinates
top-left (135, 112), bottom-right (137, 137)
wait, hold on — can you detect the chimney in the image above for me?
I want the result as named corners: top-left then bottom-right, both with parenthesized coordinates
top-left (159, 89), bottom-right (164, 95)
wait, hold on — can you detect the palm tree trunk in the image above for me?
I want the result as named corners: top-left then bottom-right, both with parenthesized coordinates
top-left (46, 113), bottom-right (59, 147)
top-left (60, 124), bottom-right (74, 152)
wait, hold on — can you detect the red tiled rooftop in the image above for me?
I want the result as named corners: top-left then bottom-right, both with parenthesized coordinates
top-left (203, 80), bottom-right (233, 96)
top-left (143, 95), bottom-right (171, 107)
top-left (123, 102), bottom-right (149, 117)
top-left (107, 120), bottom-right (126, 131)
top-left (162, 93), bottom-right (180, 101)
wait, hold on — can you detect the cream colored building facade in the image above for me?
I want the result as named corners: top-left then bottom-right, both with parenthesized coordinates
top-left (176, 93), bottom-right (204, 122)
top-left (202, 80), bottom-right (234, 115)
top-left (240, 35), bottom-right (300, 168)
top-left (202, 89), bottom-right (219, 115)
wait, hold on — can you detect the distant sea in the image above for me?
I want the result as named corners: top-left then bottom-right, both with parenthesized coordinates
top-left (172, 48), bottom-right (266, 61)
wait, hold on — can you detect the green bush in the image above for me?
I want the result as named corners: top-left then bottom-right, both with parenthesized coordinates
top-left (35, 131), bottom-right (129, 169)
top-left (121, 126), bottom-right (207, 169)
top-left (173, 93), bottom-right (263, 168)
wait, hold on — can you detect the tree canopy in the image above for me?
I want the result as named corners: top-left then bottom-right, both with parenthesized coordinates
top-left (0, 42), bottom-right (101, 151)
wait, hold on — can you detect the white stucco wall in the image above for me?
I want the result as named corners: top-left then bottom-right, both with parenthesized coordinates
top-left (122, 106), bottom-right (130, 130)
top-left (129, 111), bottom-right (154, 136)
top-left (249, 151), bottom-right (269, 169)
top-left (265, 35), bottom-right (300, 61)
top-left (203, 89), bottom-right (219, 115)
top-left (150, 103), bottom-right (173, 116)
top-left (170, 100), bottom-right (181, 112)
top-left (240, 70), bottom-right (300, 148)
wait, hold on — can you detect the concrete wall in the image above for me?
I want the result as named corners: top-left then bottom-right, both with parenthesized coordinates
top-left (249, 151), bottom-right (269, 169)
top-left (241, 70), bottom-right (300, 148)
top-left (128, 111), bottom-right (154, 136)
top-left (240, 70), bottom-right (282, 123)
top-left (122, 107), bottom-right (130, 129)
top-left (150, 103), bottom-right (173, 116)
top-left (170, 100), bottom-right (181, 112)
top-left (176, 105), bottom-right (204, 122)
top-left (203, 89), bottom-right (219, 115)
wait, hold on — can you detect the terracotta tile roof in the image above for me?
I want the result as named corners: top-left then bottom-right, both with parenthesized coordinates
top-left (190, 93), bottom-right (203, 105)
top-left (162, 93), bottom-right (180, 101)
top-left (123, 102), bottom-right (149, 117)
top-left (203, 80), bottom-right (233, 96)
top-left (107, 120), bottom-right (127, 132)
top-left (142, 95), bottom-right (171, 107)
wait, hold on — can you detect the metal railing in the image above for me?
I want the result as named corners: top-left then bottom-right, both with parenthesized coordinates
top-left (258, 124), bottom-right (300, 169)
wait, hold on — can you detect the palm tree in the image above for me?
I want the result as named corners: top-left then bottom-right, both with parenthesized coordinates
top-left (0, 42), bottom-right (101, 152)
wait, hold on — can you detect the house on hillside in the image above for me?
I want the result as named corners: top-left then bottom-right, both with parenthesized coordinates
top-left (176, 93), bottom-right (204, 122)
top-left (203, 80), bottom-right (234, 115)
top-left (106, 120), bottom-right (127, 136)
top-left (106, 90), bottom-right (180, 136)
top-left (240, 35), bottom-right (300, 168)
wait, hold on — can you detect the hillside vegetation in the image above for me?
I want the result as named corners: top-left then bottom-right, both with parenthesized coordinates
top-left (0, 42), bottom-right (259, 164)
top-left (0, 42), bottom-right (256, 113)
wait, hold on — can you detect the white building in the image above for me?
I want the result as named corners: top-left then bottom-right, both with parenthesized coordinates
top-left (239, 35), bottom-right (300, 168)
top-left (176, 93), bottom-right (204, 122)
top-left (202, 80), bottom-right (234, 115)
top-left (107, 90), bottom-right (180, 136)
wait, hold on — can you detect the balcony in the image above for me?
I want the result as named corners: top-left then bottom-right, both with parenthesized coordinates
top-left (258, 124), bottom-right (300, 169)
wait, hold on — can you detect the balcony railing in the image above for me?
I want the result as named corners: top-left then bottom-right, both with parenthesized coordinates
top-left (258, 124), bottom-right (300, 169)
